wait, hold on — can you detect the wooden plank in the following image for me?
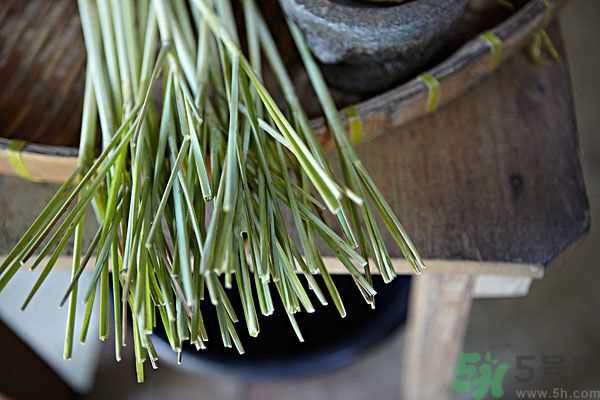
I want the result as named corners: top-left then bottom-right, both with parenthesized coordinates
top-left (473, 275), bottom-right (533, 297)
top-left (0, 0), bottom-right (569, 183)
top-left (324, 258), bottom-right (544, 278)
top-left (1, 255), bottom-right (543, 277)
top-left (402, 273), bottom-right (475, 400)
top-left (0, 146), bottom-right (77, 182)
top-left (313, 0), bottom-right (570, 146)
top-left (0, 255), bottom-right (540, 299)
top-left (329, 24), bottom-right (589, 267)
top-left (0, 0), bottom-right (84, 150)
top-left (0, 23), bottom-right (587, 282)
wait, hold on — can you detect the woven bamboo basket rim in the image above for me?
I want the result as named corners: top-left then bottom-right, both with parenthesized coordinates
top-left (0, 0), bottom-right (566, 183)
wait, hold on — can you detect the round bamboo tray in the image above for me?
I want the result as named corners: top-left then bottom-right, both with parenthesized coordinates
top-left (0, 0), bottom-right (566, 183)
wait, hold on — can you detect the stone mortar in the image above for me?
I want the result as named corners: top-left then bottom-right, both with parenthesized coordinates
top-left (280, 0), bottom-right (468, 94)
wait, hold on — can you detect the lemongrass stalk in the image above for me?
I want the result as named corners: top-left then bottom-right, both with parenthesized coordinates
top-left (253, 11), bottom-right (329, 171)
top-left (175, 297), bottom-right (189, 343)
top-left (27, 179), bottom-right (98, 278)
top-left (19, 111), bottom-right (139, 265)
top-left (146, 137), bottom-right (190, 247)
top-left (211, 190), bottom-right (238, 276)
top-left (97, 142), bottom-right (128, 256)
top-left (223, 53), bottom-right (240, 211)
top-left (253, 12), bottom-right (363, 251)
top-left (97, 0), bottom-right (123, 117)
top-left (79, 0), bottom-right (115, 146)
top-left (275, 242), bottom-right (315, 313)
top-left (83, 212), bottom-right (122, 303)
top-left (65, 64), bottom-right (99, 359)
top-left (59, 225), bottom-right (102, 307)
top-left (150, 251), bottom-right (177, 323)
top-left (294, 201), bottom-right (366, 267)
top-left (138, 7), bottom-right (159, 99)
top-left (122, 98), bottom-right (156, 306)
top-left (99, 258), bottom-right (110, 341)
top-left (111, 0), bottom-right (135, 112)
top-left (274, 143), bottom-right (322, 296)
top-left (236, 239), bottom-right (259, 336)
top-left (0, 170), bottom-right (77, 278)
top-left (194, 19), bottom-right (211, 104)
top-left (27, 216), bottom-right (75, 272)
top-left (225, 315), bottom-right (245, 355)
top-left (134, 235), bottom-right (149, 319)
top-left (79, 281), bottom-right (97, 344)
top-left (290, 246), bottom-right (328, 306)
top-left (137, 0), bottom-right (151, 40)
top-left (171, 74), bottom-right (212, 200)
top-left (214, 0), bottom-right (239, 45)
top-left (355, 163), bottom-right (425, 273)
top-left (1, 0), bottom-right (431, 368)
top-left (215, 302), bottom-right (231, 348)
top-left (190, 0), bottom-right (344, 213)
top-left (199, 169), bottom-right (228, 274)
top-left (177, 171), bottom-right (205, 251)
top-left (122, 0), bottom-right (142, 99)
top-left (64, 218), bottom-right (84, 360)
top-left (273, 276), bottom-right (304, 341)
top-left (243, 68), bottom-right (344, 213)
top-left (145, 334), bottom-right (159, 370)
top-left (214, 279), bottom-right (238, 326)
top-left (173, 0), bottom-right (196, 58)
top-left (110, 241), bottom-right (123, 361)
top-left (287, 22), bottom-right (357, 163)
top-left (131, 309), bottom-right (145, 383)
top-left (166, 131), bottom-right (194, 306)
top-left (119, 46), bottom-right (171, 299)
top-left (189, 247), bottom-right (202, 342)
top-left (153, 0), bottom-right (198, 92)
top-left (152, 71), bottom-right (175, 184)
top-left (183, 95), bottom-right (212, 201)
top-left (288, 20), bottom-right (424, 274)
top-left (20, 219), bottom-right (77, 310)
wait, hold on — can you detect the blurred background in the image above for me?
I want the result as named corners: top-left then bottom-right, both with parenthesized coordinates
top-left (0, 1), bottom-right (598, 399)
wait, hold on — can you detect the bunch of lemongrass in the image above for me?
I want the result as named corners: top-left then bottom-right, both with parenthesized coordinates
top-left (0, 0), bottom-right (423, 382)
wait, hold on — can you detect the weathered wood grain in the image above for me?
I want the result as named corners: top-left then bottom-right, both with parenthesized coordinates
top-left (0, 0), bottom-right (570, 179)
top-left (0, 1), bottom-right (84, 148)
top-left (402, 273), bottom-right (475, 400)
top-left (340, 24), bottom-right (589, 267)
top-left (0, 3), bottom-right (588, 269)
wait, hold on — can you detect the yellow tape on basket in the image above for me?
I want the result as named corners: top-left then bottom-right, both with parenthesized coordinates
top-left (480, 31), bottom-right (504, 70)
top-left (530, 0), bottom-right (560, 64)
top-left (542, 0), bottom-right (553, 22)
top-left (7, 140), bottom-right (40, 182)
top-left (418, 73), bottom-right (441, 113)
top-left (345, 105), bottom-right (363, 145)
top-left (496, 0), bottom-right (515, 10)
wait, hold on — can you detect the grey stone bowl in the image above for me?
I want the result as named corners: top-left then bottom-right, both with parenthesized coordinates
top-left (279, 0), bottom-right (468, 94)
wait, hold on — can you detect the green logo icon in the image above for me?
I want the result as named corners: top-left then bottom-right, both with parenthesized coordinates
top-left (453, 352), bottom-right (510, 399)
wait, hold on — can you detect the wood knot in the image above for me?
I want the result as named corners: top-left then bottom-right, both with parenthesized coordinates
top-left (509, 173), bottom-right (525, 200)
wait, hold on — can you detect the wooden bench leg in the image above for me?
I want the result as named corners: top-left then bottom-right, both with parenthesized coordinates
top-left (402, 273), bottom-right (475, 400)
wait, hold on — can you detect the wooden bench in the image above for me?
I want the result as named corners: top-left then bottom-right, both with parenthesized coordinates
top-left (0, 23), bottom-right (588, 400)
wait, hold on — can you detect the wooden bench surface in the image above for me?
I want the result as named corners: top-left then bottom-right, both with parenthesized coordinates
top-left (345, 26), bottom-right (589, 268)
top-left (0, 27), bottom-right (588, 278)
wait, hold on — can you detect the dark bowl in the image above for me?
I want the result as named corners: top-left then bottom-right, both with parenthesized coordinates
top-left (152, 275), bottom-right (411, 380)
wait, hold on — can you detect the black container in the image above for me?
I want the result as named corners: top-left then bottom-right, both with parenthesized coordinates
top-left (153, 275), bottom-right (411, 380)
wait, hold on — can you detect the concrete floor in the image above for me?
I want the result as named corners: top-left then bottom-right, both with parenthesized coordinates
top-left (0, 1), bottom-right (598, 399)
